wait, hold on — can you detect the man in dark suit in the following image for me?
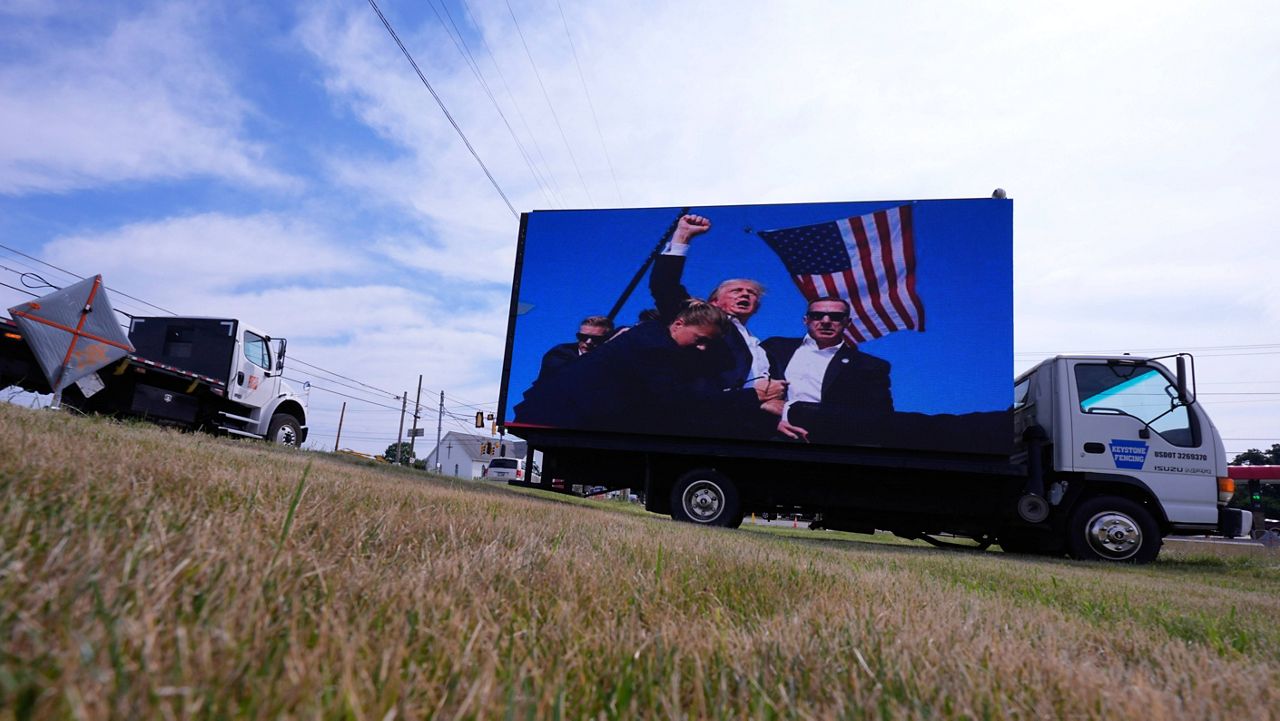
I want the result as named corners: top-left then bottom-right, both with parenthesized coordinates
top-left (649, 214), bottom-right (786, 423)
top-left (513, 302), bottom-right (733, 434)
top-left (531, 315), bottom-right (614, 387)
top-left (761, 297), bottom-right (894, 443)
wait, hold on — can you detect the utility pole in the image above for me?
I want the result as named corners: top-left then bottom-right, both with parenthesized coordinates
top-left (334, 401), bottom-right (347, 452)
top-left (435, 390), bottom-right (444, 472)
top-left (408, 374), bottom-right (423, 462)
top-left (396, 392), bottom-right (407, 464)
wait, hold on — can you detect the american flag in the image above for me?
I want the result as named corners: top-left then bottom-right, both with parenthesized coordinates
top-left (758, 204), bottom-right (924, 344)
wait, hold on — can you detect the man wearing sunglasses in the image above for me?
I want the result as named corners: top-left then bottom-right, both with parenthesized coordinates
top-left (513, 302), bottom-right (732, 432)
top-left (532, 315), bottom-right (615, 387)
top-left (761, 297), bottom-right (894, 443)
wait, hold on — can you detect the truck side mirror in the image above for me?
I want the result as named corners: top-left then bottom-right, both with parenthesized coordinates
top-left (1175, 355), bottom-right (1189, 405)
top-left (275, 338), bottom-right (287, 371)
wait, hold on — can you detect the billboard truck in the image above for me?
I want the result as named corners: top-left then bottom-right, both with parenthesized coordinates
top-left (497, 195), bottom-right (1250, 563)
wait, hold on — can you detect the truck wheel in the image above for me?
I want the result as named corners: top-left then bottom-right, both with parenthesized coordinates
top-left (267, 413), bottom-right (302, 447)
top-left (1067, 496), bottom-right (1161, 563)
top-left (670, 469), bottom-right (740, 527)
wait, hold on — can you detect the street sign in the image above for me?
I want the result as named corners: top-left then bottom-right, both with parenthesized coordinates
top-left (408, 428), bottom-right (425, 437)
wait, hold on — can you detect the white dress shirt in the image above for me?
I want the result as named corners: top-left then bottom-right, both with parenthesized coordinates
top-left (732, 317), bottom-right (771, 386)
top-left (782, 335), bottom-right (841, 423)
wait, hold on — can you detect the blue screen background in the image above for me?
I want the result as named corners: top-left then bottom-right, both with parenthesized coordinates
top-left (505, 197), bottom-right (1012, 425)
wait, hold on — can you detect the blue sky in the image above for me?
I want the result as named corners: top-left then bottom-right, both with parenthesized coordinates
top-left (1, 1), bottom-right (1277, 456)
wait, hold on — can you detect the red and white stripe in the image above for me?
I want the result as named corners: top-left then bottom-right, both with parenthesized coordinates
top-left (791, 205), bottom-right (924, 344)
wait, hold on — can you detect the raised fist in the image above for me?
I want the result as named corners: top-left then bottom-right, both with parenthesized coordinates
top-left (671, 214), bottom-right (711, 245)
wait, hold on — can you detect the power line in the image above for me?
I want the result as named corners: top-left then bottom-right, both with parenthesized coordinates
top-left (1016, 342), bottom-right (1280, 357)
top-left (284, 377), bottom-right (403, 411)
top-left (1193, 350), bottom-right (1280, 358)
top-left (504, 0), bottom-right (594, 207)
top-left (0, 242), bottom-right (178, 315)
top-left (293, 372), bottom-right (401, 405)
top-left (306, 430), bottom-right (402, 441)
top-left (288, 357), bottom-right (400, 398)
top-left (0, 252), bottom-right (55, 282)
top-left (445, 413), bottom-right (480, 435)
top-left (443, 392), bottom-right (497, 410)
top-left (366, 0), bottom-right (518, 218)
top-left (1199, 399), bottom-right (1278, 405)
top-left (0, 265), bottom-right (133, 330)
top-left (458, 0), bottom-right (568, 209)
top-left (0, 280), bottom-right (38, 298)
top-left (427, 0), bottom-right (561, 209)
top-left (555, 0), bottom-right (622, 204)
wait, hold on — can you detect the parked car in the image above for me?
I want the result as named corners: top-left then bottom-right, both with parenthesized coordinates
top-left (487, 457), bottom-right (539, 484)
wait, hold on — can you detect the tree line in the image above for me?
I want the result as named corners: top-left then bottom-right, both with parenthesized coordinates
top-left (1230, 443), bottom-right (1280, 517)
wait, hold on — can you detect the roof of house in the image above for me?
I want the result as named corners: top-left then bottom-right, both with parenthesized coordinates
top-left (426, 431), bottom-right (527, 464)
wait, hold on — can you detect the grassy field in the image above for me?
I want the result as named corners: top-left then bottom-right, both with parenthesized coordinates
top-left (2, 402), bottom-right (1279, 719)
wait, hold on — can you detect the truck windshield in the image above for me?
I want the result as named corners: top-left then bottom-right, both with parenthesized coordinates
top-left (1075, 364), bottom-right (1196, 446)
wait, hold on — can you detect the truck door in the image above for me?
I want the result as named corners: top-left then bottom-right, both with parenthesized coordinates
top-left (1067, 360), bottom-right (1217, 524)
top-left (232, 330), bottom-right (275, 411)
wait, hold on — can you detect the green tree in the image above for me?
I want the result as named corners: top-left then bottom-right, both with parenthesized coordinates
top-left (384, 441), bottom-right (415, 465)
top-left (1229, 443), bottom-right (1280, 517)
top-left (1231, 444), bottom-right (1280, 466)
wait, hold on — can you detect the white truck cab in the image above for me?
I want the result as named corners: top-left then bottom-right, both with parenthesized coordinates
top-left (1016, 354), bottom-right (1247, 560)
top-left (225, 320), bottom-right (307, 444)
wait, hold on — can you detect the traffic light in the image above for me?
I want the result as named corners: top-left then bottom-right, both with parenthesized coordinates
top-left (475, 411), bottom-right (484, 428)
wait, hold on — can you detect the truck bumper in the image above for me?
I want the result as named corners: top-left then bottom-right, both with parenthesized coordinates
top-left (1218, 507), bottom-right (1252, 538)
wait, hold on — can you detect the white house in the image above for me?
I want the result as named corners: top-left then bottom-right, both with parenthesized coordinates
top-left (423, 431), bottom-right (527, 480)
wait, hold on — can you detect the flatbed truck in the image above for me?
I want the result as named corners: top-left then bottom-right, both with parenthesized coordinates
top-left (2, 310), bottom-right (308, 446)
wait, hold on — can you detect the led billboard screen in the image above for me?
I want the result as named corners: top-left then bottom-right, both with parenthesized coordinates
top-left (502, 197), bottom-right (1013, 456)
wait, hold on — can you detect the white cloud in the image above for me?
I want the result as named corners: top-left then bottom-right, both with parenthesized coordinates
top-left (0, 3), bottom-right (295, 194)
top-left (41, 212), bottom-right (357, 313)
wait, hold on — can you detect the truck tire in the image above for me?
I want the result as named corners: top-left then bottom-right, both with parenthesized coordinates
top-left (1066, 495), bottom-right (1161, 563)
top-left (670, 469), bottom-right (740, 527)
top-left (267, 413), bottom-right (302, 447)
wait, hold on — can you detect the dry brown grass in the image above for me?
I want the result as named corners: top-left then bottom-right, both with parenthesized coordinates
top-left (2, 401), bottom-right (1279, 719)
